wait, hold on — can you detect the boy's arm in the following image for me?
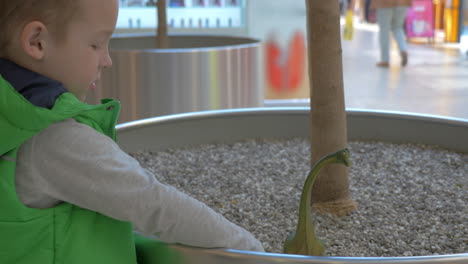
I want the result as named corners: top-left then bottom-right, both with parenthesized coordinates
top-left (16, 119), bottom-right (264, 252)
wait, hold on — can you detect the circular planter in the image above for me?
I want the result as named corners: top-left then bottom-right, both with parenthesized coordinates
top-left (116, 107), bottom-right (468, 264)
top-left (86, 34), bottom-right (263, 123)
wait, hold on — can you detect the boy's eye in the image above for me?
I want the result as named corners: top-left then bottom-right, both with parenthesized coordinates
top-left (91, 44), bottom-right (99, 50)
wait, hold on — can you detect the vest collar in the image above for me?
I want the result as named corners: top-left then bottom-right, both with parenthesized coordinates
top-left (0, 58), bottom-right (120, 156)
top-left (0, 58), bottom-right (66, 109)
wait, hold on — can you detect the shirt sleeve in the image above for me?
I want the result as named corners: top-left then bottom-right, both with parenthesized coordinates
top-left (15, 119), bottom-right (264, 252)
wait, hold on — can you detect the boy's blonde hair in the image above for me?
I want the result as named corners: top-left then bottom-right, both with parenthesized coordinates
top-left (0, 0), bottom-right (80, 56)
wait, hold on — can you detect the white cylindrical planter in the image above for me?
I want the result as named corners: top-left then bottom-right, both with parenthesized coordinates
top-left (86, 34), bottom-right (263, 123)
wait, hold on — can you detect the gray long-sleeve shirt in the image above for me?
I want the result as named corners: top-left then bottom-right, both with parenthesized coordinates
top-left (15, 118), bottom-right (264, 252)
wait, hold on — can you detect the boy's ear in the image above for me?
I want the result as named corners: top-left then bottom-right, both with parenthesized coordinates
top-left (20, 21), bottom-right (49, 60)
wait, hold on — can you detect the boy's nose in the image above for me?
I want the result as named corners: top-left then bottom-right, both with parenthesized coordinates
top-left (103, 52), bottom-right (113, 68)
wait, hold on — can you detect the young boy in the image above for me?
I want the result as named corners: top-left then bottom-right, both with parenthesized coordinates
top-left (0, 0), bottom-right (264, 263)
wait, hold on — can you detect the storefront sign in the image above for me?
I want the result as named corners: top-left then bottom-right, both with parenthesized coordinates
top-left (406, 0), bottom-right (435, 38)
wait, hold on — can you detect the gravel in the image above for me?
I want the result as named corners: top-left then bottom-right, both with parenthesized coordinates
top-left (131, 138), bottom-right (468, 257)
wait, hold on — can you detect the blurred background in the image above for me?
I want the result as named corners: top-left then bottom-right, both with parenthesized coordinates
top-left (109, 0), bottom-right (468, 120)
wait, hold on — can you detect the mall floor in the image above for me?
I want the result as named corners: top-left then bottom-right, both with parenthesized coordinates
top-left (341, 23), bottom-right (468, 121)
top-left (255, 6), bottom-right (468, 121)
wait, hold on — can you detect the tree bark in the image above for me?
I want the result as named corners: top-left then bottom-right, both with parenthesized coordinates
top-left (305, 0), bottom-right (357, 216)
top-left (157, 0), bottom-right (169, 49)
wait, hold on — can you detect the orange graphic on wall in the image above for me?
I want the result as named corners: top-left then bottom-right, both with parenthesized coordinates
top-left (266, 31), bottom-right (306, 93)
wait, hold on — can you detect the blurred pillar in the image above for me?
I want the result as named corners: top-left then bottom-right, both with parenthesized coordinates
top-left (444, 0), bottom-right (460, 42)
top-left (434, 0), bottom-right (445, 30)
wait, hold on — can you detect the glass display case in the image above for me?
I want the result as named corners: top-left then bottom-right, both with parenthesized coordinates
top-left (116, 0), bottom-right (246, 35)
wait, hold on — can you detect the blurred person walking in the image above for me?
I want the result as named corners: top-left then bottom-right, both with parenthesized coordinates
top-left (372, 0), bottom-right (413, 67)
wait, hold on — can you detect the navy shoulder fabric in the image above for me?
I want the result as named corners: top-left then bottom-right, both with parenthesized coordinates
top-left (0, 58), bottom-right (67, 109)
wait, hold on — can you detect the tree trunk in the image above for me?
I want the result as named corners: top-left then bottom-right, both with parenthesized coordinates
top-left (305, 0), bottom-right (357, 216)
top-left (157, 0), bottom-right (169, 49)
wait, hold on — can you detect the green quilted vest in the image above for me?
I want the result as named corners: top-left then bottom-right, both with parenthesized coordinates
top-left (0, 75), bottom-right (137, 264)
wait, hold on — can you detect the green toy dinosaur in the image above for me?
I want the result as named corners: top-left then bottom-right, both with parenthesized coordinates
top-left (283, 148), bottom-right (351, 256)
